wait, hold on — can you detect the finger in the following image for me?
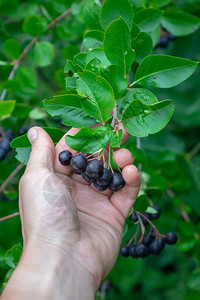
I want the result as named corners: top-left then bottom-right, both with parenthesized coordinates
top-left (27, 127), bottom-right (55, 172)
top-left (54, 128), bottom-right (79, 175)
top-left (110, 165), bottom-right (141, 219)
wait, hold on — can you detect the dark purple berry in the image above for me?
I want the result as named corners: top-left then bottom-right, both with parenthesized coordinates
top-left (136, 244), bottom-right (149, 258)
top-left (129, 212), bottom-right (138, 222)
top-left (81, 171), bottom-right (95, 183)
top-left (141, 213), bottom-right (151, 225)
top-left (129, 245), bottom-right (139, 258)
top-left (109, 173), bottom-right (125, 192)
top-left (142, 235), bottom-right (152, 246)
top-left (18, 126), bottom-right (31, 136)
top-left (0, 137), bottom-right (10, 152)
top-left (96, 168), bottom-right (112, 186)
top-left (5, 129), bottom-right (14, 141)
top-left (165, 232), bottom-right (178, 245)
top-left (86, 160), bottom-right (103, 179)
top-left (120, 246), bottom-right (129, 257)
top-left (0, 149), bottom-right (6, 161)
top-left (93, 181), bottom-right (109, 192)
top-left (157, 237), bottom-right (166, 249)
top-left (149, 205), bottom-right (161, 220)
top-left (70, 154), bottom-right (87, 174)
top-left (59, 150), bottom-right (73, 166)
top-left (148, 241), bottom-right (163, 255)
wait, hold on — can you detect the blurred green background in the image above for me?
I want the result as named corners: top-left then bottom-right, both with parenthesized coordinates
top-left (0, 0), bottom-right (200, 299)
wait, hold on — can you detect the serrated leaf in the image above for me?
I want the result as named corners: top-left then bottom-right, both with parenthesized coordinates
top-left (82, 0), bottom-right (101, 30)
top-left (86, 48), bottom-right (111, 69)
top-left (134, 55), bottom-right (199, 88)
top-left (0, 101), bottom-right (16, 117)
top-left (122, 99), bottom-right (174, 137)
top-left (100, 0), bottom-right (134, 31)
top-left (73, 53), bottom-right (87, 69)
top-left (133, 193), bottom-right (149, 212)
top-left (12, 103), bottom-right (31, 119)
top-left (131, 32), bottom-right (153, 61)
top-left (34, 41), bottom-right (54, 67)
top-left (76, 70), bottom-right (115, 123)
top-left (103, 18), bottom-right (135, 74)
top-left (65, 125), bottom-right (114, 153)
top-left (101, 65), bottom-right (128, 99)
top-left (134, 8), bottom-right (162, 32)
top-left (110, 129), bottom-right (123, 147)
top-left (83, 30), bottom-right (104, 51)
top-left (43, 94), bottom-right (97, 128)
top-left (85, 57), bottom-right (101, 74)
top-left (161, 10), bottom-right (200, 37)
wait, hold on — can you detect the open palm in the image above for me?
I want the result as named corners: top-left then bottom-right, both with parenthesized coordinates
top-left (19, 127), bottom-right (140, 289)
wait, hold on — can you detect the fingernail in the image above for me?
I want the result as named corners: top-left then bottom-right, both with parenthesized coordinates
top-left (28, 128), bottom-right (37, 144)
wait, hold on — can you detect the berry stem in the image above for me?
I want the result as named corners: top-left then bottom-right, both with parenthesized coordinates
top-left (0, 162), bottom-right (25, 193)
top-left (127, 223), bottom-right (139, 246)
top-left (0, 212), bottom-right (20, 222)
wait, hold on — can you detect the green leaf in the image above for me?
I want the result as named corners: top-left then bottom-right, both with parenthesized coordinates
top-left (29, 107), bottom-right (48, 120)
top-left (73, 53), bottom-right (87, 69)
top-left (85, 57), bottom-right (102, 74)
top-left (122, 223), bottom-right (129, 239)
top-left (11, 128), bottom-right (66, 163)
top-left (134, 55), bottom-right (199, 88)
top-left (4, 244), bottom-right (23, 269)
top-left (133, 194), bottom-right (149, 212)
top-left (110, 129), bottom-right (123, 148)
top-left (22, 15), bottom-right (46, 36)
top-left (176, 240), bottom-right (196, 252)
top-left (76, 70), bottom-right (115, 123)
top-left (83, 30), bottom-right (104, 51)
top-left (103, 18), bottom-right (135, 74)
top-left (0, 101), bottom-right (16, 117)
top-left (3, 39), bottom-right (21, 60)
top-left (100, 0), bottom-right (134, 31)
top-left (82, 0), bottom-right (101, 30)
top-left (122, 99), bottom-right (175, 137)
top-left (101, 65), bottom-right (128, 99)
top-left (161, 10), bottom-right (200, 37)
top-left (12, 103), bottom-right (31, 119)
top-left (65, 125), bottom-right (114, 153)
top-left (134, 8), bottom-right (162, 32)
top-left (131, 32), bottom-right (153, 61)
top-left (43, 94), bottom-right (97, 128)
top-left (155, 0), bottom-right (172, 8)
top-left (62, 45), bottom-right (79, 60)
top-left (108, 146), bottom-right (121, 172)
top-left (16, 66), bottom-right (37, 95)
top-left (34, 42), bottom-right (54, 67)
top-left (146, 206), bottom-right (157, 214)
top-left (86, 48), bottom-right (111, 69)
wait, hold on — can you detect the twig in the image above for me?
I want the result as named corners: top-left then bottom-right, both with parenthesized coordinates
top-left (127, 223), bottom-right (139, 246)
top-left (0, 212), bottom-right (20, 222)
top-left (188, 142), bottom-right (200, 160)
top-left (0, 8), bottom-right (71, 101)
top-left (0, 162), bottom-right (25, 193)
top-left (111, 100), bottom-right (118, 129)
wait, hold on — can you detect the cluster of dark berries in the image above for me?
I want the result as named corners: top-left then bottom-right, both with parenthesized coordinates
top-left (130, 205), bottom-right (161, 225)
top-left (0, 129), bottom-right (14, 162)
top-left (120, 232), bottom-right (178, 258)
top-left (59, 150), bottom-right (125, 192)
top-left (156, 31), bottom-right (176, 48)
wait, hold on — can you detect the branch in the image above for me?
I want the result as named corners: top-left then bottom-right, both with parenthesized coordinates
top-left (0, 212), bottom-right (20, 223)
top-left (111, 100), bottom-right (118, 129)
top-left (0, 162), bottom-right (25, 193)
top-left (0, 8), bottom-right (71, 101)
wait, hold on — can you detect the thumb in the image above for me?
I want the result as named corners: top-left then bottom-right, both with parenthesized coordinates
top-left (27, 127), bottom-right (55, 172)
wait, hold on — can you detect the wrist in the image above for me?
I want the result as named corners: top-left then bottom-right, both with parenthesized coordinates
top-left (2, 240), bottom-right (96, 300)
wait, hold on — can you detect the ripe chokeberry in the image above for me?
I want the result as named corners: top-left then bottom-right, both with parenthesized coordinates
top-left (109, 173), bottom-right (125, 192)
top-left (120, 246), bottom-right (129, 257)
top-left (142, 235), bottom-right (152, 246)
top-left (70, 154), bottom-right (87, 174)
top-left (157, 237), bottom-right (166, 249)
top-left (148, 241), bottom-right (163, 255)
top-left (165, 232), bottom-right (178, 245)
top-left (136, 244), bottom-right (149, 258)
top-left (129, 212), bottom-right (138, 222)
top-left (86, 160), bottom-right (103, 178)
top-left (0, 137), bottom-right (10, 152)
top-left (81, 171), bottom-right (95, 183)
top-left (93, 181), bottom-right (109, 192)
top-left (149, 205), bottom-right (161, 220)
top-left (96, 168), bottom-right (112, 186)
top-left (129, 245), bottom-right (139, 258)
top-left (59, 150), bottom-right (73, 166)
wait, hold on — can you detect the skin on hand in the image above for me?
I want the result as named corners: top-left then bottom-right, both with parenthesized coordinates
top-left (2, 126), bottom-right (141, 300)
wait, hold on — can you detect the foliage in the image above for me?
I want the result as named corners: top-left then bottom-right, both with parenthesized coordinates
top-left (0, 0), bottom-right (200, 299)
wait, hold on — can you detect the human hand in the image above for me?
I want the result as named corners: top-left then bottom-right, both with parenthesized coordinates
top-left (2, 126), bottom-right (140, 300)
